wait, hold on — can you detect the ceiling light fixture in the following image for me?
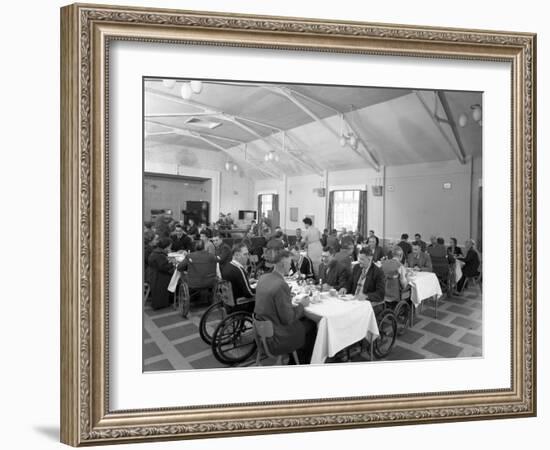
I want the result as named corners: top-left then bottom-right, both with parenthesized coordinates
top-left (162, 79), bottom-right (177, 89)
top-left (180, 82), bottom-right (192, 100)
top-left (458, 103), bottom-right (482, 128)
top-left (190, 80), bottom-right (203, 94)
top-left (339, 109), bottom-right (359, 150)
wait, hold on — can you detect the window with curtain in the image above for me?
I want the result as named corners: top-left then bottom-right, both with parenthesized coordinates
top-left (333, 190), bottom-right (360, 231)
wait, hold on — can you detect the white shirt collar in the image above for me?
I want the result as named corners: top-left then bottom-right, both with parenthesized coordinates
top-left (231, 259), bottom-right (244, 270)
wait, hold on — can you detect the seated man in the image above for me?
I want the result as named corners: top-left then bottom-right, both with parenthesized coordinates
top-left (273, 226), bottom-right (289, 247)
top-left (221, 243), bottom-right (256, 309)
top-left (171, 224), bottom-right (194, 252)
top-left (266, 230), bottom-right (286, 251)
top-left (254, 249), bottom-right (317, 364)
top-left (407, 243), bottom-right (433, 272)
top-left (177, 240), bottom-right (217, 302)
top-left (380, 246), bottom-right (409, 303)
top-left (333, 241), bottom-right (354, 270)
top-left (318, 246), bottom-right (350, 294)
top-left (289, 245), bottom-right (315, 280)
top-left (427, 236), bottom-right (447, 259)
top-left (412, 233), bottom-right (427, 252)
top-left (199, 229), bottom-right (216, 255)
top-left (396, 233), bottom-right (412, 263)
top-left (186, 218), bottom-right (199, 240)
top-left (326, 229), bottom-right (340, 253)
top-left (455, 239), bottom-right (481, 294)
top-left (348, 247), bottom-right (385, 302)
top-left (212, 231), bottom-right (232, 269)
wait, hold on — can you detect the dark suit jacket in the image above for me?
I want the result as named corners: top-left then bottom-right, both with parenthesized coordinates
top-left (326, 235), bottom-right (340, 252)
top-left (290, 255), bottom-right (315, 280)
top-left (458, 248), bottom-right (480, 277)
top-left (215, 243), bottom-right (232, 268)
top-left (397, 241), bottom-right (412, 256)
top-left (171, 234), bottom-right (194, 252)
top-left (177, 250), bottom-right (217, 289)
top-left (254, 271), bottom-right (306, 355)
top-left (412, 239), bottom-right (427, 252)
top-left (349, 263), bottom-right (385, 302)
top-left (147, 248), bottom-right (174, 309)
top-left (186, 225), bottom-right (199, 239)
top-left (318, 260), bottom-right (350, 291)
top-left (221, 260), bottom-right (255, 300)
top-left (366, 245), bottom-right (385, 262)
top-left (407, 252), bottom-right (433, 272)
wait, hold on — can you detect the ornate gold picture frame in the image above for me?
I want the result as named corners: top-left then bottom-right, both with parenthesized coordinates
top-left (60, 3), bottom-right (536, 446)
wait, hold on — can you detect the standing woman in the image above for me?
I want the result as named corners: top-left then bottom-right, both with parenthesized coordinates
top-left (302, 217), bottom-right (323, 276)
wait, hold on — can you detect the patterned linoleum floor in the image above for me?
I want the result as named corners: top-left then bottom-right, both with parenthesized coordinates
top-left (143, 284), bottom-right (482, 372)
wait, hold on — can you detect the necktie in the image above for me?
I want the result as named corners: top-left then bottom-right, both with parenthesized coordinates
top-left (355, 268), bottom-right (367, 296)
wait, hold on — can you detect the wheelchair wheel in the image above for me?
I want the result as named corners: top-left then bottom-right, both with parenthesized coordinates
top-left (211, 312), bottom-right (257, 365)
top-left (176, 281), bottom-right (190, 318)
top-left (394, 300), bottom-right (411, 336)
top-left (373, 310), bottom-right (397, 359)
top-left (199, 301), bottom-right (227, 345)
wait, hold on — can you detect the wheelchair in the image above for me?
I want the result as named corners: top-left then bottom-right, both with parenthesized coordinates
top-left (199, 280), bottom-right (257, 365)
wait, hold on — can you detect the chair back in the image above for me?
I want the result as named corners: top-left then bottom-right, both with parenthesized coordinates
top-left (214, 279), bottom-right (236, 307)
top-left (252, 314), bottom-right (276, 359)
top-left (185, 254), bottom-right (217, 289)
top-left (431, 255), bottom-right (450, 281)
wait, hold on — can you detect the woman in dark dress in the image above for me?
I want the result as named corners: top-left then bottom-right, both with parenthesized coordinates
top-left (147, 238), bottom-right (175, 310)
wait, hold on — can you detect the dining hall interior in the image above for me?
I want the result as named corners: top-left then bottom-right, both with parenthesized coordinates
top-left (142, 78), bottom-right (483, 371)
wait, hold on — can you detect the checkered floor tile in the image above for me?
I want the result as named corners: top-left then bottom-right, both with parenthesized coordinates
top-left (143, 284), bottom-right (482, 371)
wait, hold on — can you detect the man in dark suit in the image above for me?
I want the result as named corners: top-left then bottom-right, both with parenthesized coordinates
top-left (318, 246), bottom-right (350, 293)
top-left (456, 239), bottom-right (481, 293)
top-left (289, 245), bottom-right (315, 280)
top-left (407, 243), bottom-right (433, 272)
top-left (177, 239), bottom-right (217, 290)
top-left (368, 230), bottom-right (380, 247)
top-left (333, 241), bottom-right (354, 270)
top-left (397, 233), bottom-right (412, 263)
top-left (326, 229), bottom-right (340, 253)
top-left (273, 226), bottom-right (289, 247)
top-left (212, 231), bottom-right (232, 269)
top-left (347, 247), bottom-right (385, 302)
top-left (221, 243), bottom-right (256, 303)
top-left (198, 222), bottom-right (212, 238)
top-left (413, 233), bottom-right (427, 252)
top-left (254, 249), bottom-right (317, 364)
top-left (186, 218), bottom-right (199, 240)
top-left (171, 224), bottom-right (194, 252)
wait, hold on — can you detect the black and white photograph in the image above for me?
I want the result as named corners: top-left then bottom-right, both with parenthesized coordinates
top-left (142, 79), bottom-right (483, 371)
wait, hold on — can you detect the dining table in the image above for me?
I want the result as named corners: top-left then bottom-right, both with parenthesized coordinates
top-left (407, 270), bottom-right (443, 320)
top-left (287, 279), bottom-right (380, 364)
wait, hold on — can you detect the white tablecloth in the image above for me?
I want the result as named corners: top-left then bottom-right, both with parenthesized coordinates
top-left (408, 272), bottom-right (442, 307)
top-left (454, 261), bottom-right (463, 283)
top-left (303, 295), bottom-right (379, 364)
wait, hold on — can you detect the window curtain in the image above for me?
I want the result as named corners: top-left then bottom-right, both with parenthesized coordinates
top-left (326, 191), bottom-right (334, 231)
top-left (272, 194), bottom-right (279, 211)
top-left (477, 186), bottom-right (482, 252)
top-left (357, 190), bottom-right (368, 237)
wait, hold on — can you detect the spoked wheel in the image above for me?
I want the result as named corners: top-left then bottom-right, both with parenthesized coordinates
top-left (211, 312), bottom-right (257, 365)
top-left (199, 301), bottom-right (227, 345)
top-left (394, 301), bottom-right (411, 336)
top-left (373, 310), bottom-right (397, 359)
top-left (176, 281), bottom-right (190, 318)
